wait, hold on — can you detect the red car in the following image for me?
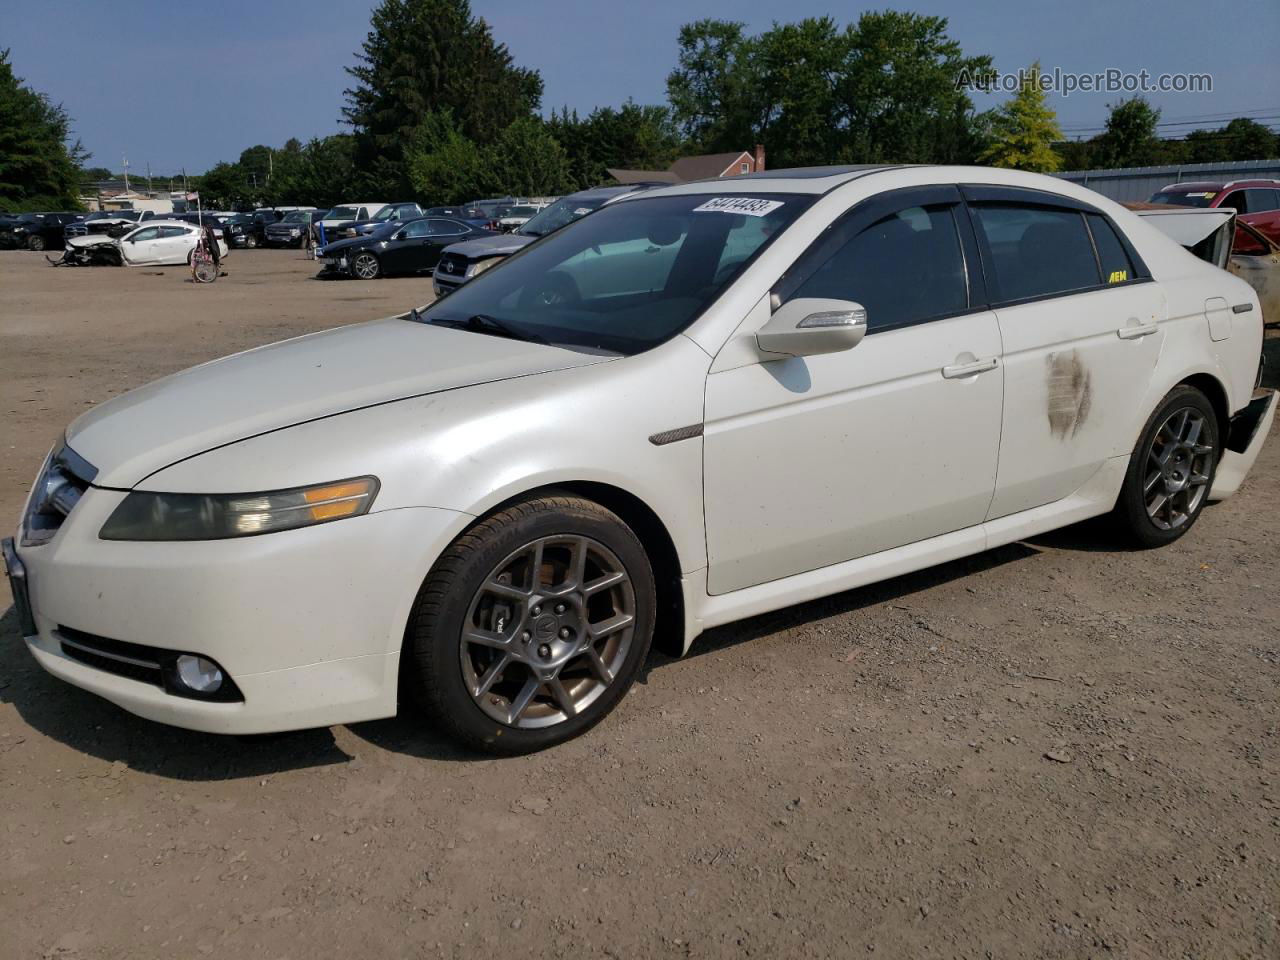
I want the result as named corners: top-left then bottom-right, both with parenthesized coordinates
top-left (1149, 179), bottom-right (1280, 245)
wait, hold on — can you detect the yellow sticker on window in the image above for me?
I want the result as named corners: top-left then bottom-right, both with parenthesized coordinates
top-left (1108, 270), bottom-right (1128, 284)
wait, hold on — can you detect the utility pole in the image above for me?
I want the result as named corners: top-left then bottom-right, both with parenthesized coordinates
top-left (122, 155), bottom-right (130, 195)
top-left (146, 162), bottom-right (152, 196)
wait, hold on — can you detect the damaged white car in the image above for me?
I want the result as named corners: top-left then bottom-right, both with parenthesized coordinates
top-left (54, 219), bottom-right (227, 267)
top-left (6, 166), bottom-right (1273, 754)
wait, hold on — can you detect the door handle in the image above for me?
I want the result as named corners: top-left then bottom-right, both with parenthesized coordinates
top-left (942, 356), bottom-right (999, 379)
top-left (1117, 320), bottom-right (1159, 339)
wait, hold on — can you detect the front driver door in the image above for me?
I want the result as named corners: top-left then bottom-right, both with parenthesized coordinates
top-left (422, 219), bottom-right (470, 271)
top-left (703, 186), bottom-right (1005, 595)
top-left (120, 226), bottom-right (163, 264)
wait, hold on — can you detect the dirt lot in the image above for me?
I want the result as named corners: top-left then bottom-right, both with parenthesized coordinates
top-left (2, 248), bottom-right (1278, 959)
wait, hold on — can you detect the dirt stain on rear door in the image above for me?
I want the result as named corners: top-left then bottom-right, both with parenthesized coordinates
top-left (1046, 350), bottom-right (1093, 439)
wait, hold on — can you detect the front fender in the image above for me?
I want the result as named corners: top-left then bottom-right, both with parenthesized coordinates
top-left (138, 335), bottom-right (714, 575)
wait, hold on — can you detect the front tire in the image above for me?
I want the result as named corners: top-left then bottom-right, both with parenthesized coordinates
top-left (351, 251), bottom-right (381, 280)
top-left (405, 494), bottom-right (656, 755)
top-left (244, 235), bottom-right (258, 249)
top-left (27, 235), bottom-right (46, 251)
top-left (1115, 385), bottom-right (1219, 547)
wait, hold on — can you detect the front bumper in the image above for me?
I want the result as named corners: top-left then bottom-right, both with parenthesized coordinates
top-left (11, 488), bottom-right (469, 734)
top-left (1209, 388), bottom-right (1276, 501)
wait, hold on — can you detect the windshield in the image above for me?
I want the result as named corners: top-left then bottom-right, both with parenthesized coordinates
top-left (423, 193), bottom-right (810, 355)
top-left (328, 206), bottom-right (359, 219)
top-left (281, 211), bottom-right (311, 223)
top-left (1149, 191), bottom-right (1216, 208)
top-left (371, 206), bottom-right (400, 221)
top-left (504, 206), bottom-right (538, 217)
top-left (520, 196), bottom-right (607, 237)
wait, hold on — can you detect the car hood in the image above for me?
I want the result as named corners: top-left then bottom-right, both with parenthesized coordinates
top-left (66, 317), bottom-right (609, 488)
top-left (443, 233), bottom-right (536, 259)
top-left (66, 234), bottom-right (117, 249)
top-left (318, 234), bottom-right (374, 255)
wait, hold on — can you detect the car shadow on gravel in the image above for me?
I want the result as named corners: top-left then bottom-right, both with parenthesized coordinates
top-left (0, 607), bottom-right (352, 781)
top-left (676, 541), bottom-right (1040, 661)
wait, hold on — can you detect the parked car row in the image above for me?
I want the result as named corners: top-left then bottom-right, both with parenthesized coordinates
top-left (0, 212), bottom-right (85, 250)
top-left (1149, 178), bottom-right (1280, 245)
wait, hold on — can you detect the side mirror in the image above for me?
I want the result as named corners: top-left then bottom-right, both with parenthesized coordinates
top-left (392, 230), bottom-right (406, 241)
top-left (756, 298), bottom-right (868, 357)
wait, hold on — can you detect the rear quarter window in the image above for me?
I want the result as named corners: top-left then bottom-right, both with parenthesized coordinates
top-left (1086, 214), bottom-right (1135, 285)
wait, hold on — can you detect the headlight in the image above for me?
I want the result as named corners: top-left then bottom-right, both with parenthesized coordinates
top-left (100, 477), bottom-right (378, 541)
top-left (468, 257), bottom-right (500, 278)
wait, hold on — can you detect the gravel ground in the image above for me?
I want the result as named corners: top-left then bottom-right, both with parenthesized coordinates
top-left (1, 249), bottom-right (1278, 959)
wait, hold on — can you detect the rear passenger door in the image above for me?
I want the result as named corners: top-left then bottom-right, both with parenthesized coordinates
top-left (964, 186), bottom-right (1167, 519)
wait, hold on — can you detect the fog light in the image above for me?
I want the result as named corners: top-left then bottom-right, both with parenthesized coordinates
top-left (175, 655), bottom-right (224, 693)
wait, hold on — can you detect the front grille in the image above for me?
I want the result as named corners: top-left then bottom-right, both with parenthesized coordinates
top-left (57, 626), bottom-right (244, 702)
top-left (22, 443), bottom-right (96, 547)
top-left (436, 253), bottom-right (468, 279)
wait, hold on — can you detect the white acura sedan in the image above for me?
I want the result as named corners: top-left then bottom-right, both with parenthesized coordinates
top-left (5, 166), bottom-right (1273, 754)
top-left (63, 219), bottom-right (228, 266)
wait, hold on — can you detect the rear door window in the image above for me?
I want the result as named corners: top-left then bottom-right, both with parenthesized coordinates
top-left (971, 204), bottom-right (1100, 303)
top-left (1220, 191), bottom-right (1249, 214)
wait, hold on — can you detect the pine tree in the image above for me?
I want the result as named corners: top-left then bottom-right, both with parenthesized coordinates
top-left (0, 49), bottom-right (86, 209)
top-left (979, 62), bottom-right (1063, 172)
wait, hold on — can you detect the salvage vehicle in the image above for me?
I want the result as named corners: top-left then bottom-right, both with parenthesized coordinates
top-left (424, 206), bottom-right (494, 230)
top-left (0, 212), bottom-right (84, 250)
top-left (434, 185), bottom-right (651, 297)
top-left (264, 209), bottom-right (325, 247)
top-left (340, 202), bottom-right (424, 239)
top-left (5, 166), bottom-right (1273, 755)
top-left (64, 210), bottom-right (161, 241)
top-left (55, 219), bottom-right (228, 266)
top-left (315, 202), bottom-right (390, 245)
top-left (316, 216), bottom-right (493, 279)
top-left (1149, 179), bottom-right (1280, 245)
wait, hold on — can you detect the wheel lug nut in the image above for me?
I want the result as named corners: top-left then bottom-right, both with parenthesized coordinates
top-left (559, 627), bottom-right (571, 639)
top-left (537, 644), bottom-right (551, 658)
top-left (555, 604), bottom-right (565, 614)
top-left (531, 605), bottom-right (541, 616)
top-left (522, 631), bottom-right (531, 642)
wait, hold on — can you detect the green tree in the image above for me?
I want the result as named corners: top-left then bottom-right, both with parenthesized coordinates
top-left (979, 63), bottom-right (1063, 171)
top-left (405, 110), bottom-right (493, 203)
top-left (1186, 118), bottom-right (1277, 163)
top-left (489, 116), bottom-right (573, 197)
top-left (343, 0), bottom-right (543, 194)
top-left (1092, 97), bottom-right (1162, 168)
top-left (666, 13), bottom-right (992, 168)
top-left (0, 49), bottom-right (86, 210)
top-left (548, 103), bottom-right (683, 188)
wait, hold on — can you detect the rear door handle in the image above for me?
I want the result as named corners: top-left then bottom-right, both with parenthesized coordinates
top-left (1117, 321), bottom-right (1159, 339)
top-left (942, 357), bottom-right (999, 379)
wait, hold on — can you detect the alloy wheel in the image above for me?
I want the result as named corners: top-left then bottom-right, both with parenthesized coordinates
top-left (460, 535), bottom-right (636, 729)
top-left (352, 253), bottom-right (379, 280)
top-left (1144, 407), bottom-right (1214, 531)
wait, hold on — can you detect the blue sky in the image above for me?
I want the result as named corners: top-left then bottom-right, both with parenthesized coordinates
top-left (5, 0), bottom-right (1277, 175)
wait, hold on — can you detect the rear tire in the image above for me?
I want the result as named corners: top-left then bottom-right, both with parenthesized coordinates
top-left (1114, 385), bottom-right (1219, 547)
top-left (404, 494), bottom-right (655, 755)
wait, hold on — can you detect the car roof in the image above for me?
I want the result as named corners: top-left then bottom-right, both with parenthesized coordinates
top-left (636, 164), bottom-right (909, 198)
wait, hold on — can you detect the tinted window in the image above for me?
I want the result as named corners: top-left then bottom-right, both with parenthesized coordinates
top-left (972, 204), bottom-right (1100, 302)
top-left (158, 226), bottom-right (188, 238)
top-left (426, 219), bottom-right (467, 236)
top-left (400, 219), bottom-right (432, 238)
top-left (1245, 188), bottom-right (1280, 212)
top-left (789, 204), bottom-right (968, 331)
top-left (1086, 214), bottom-right (1135, 284)
top-left (130, 227), bottom-right (161, 242)
top-left (423, 193), bottom-right (810, 354)
top-left (1220, 191), bottom-right (1248, 214)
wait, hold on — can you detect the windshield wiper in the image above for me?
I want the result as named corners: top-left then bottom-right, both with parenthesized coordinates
top-left (428, 313), bottom-right (548, 345)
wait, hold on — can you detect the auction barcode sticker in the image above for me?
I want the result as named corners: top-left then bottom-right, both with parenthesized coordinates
top-left (691, 197), bottom-right (784, 217)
